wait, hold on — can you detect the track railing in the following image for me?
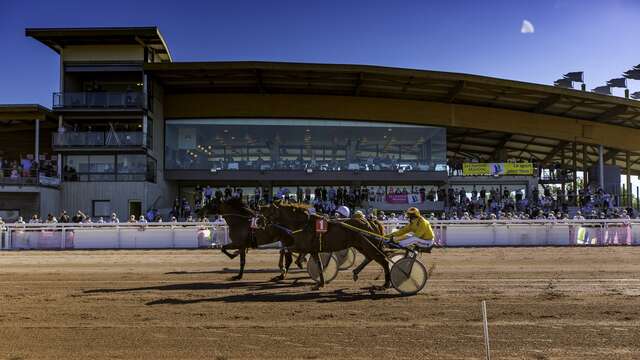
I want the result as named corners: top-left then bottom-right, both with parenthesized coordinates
top-left (0, 222), bottom-right (229, 250)
top-left (1, 219), bottom-right (638, 250)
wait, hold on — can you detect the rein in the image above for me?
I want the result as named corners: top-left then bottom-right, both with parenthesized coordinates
top-left (270, 223), bottom-right (304, 236)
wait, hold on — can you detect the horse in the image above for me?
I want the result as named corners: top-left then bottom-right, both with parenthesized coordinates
top-left (200, 197), bottom-right (297, 281)
top-left (263, 202), bottom-right (391, 290)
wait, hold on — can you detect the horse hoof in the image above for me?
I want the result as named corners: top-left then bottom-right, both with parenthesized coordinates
top-left (270, 275), bottom-right (284, 282)
top-left (228, 275), bottom-right (242, 281)
top-left (311, 284), bottom-right (322, 291)
top-left (352, 271), bottom-right (359, 282)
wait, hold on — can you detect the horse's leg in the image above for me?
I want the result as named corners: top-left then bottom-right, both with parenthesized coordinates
top-left (295, 252), bottom-right (307, 269)
top-left (310, 252), bottom-right (324, 290)
top-left (278, 249), bottom-right (285, 271)
top-left (356, 243), bottom-right (391, 290)
top-left (351, 257), bottom-right (372, 282)
top-left (230, 247), bottom-right (246, 281)
top-left (284, 251), bottom-right (293, 275)
top-left (271, 248), bottom-right (290, 282)
top-left (221, 244), bottom-right (240, 259)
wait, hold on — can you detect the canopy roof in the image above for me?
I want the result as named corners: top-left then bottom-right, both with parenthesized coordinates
top-left (147, 61), bottom-right (640, 174)
top-left (146, 61), bottom-right (640, 128)
top-left (26, 27), bottom-right (172, 62)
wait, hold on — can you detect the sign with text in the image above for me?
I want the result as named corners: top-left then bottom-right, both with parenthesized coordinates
top-left (462, 162), bottom-right (533, 176)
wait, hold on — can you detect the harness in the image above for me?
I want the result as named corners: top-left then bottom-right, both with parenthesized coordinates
top-left (221, 210), bottom-right (266, 248)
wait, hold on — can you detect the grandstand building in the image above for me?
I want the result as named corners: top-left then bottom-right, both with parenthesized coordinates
top-left (1, 26), bottom-right (640, 219)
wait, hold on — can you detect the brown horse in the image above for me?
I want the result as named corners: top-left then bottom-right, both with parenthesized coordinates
top-left (204, 197), bottom-right (297, 281)
top-left (263, 203), bottom-right (391, 290)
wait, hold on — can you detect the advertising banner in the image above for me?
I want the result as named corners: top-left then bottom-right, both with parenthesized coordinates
top-left (462, 162), bottom-right (533, 176)
top-left (385, 194), bottom-right (408, 204)
top-left (385, 194), bottom-right (423, 204)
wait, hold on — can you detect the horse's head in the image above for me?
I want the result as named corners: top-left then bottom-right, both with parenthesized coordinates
top-left (275, 203), bottom-right (312, 228)
top-left (259, 204), bottom-right (277, 222)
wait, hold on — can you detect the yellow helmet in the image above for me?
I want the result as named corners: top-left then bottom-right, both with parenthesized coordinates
top-left (353, 210), bottom-right (365, 219)
top-left (406, 207), bottom-right (421, 217)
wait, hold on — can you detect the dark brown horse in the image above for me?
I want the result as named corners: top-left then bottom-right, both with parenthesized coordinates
top-left (263, 203), bottom-right (391, 290)
top-left (202, 197), bottom-right (296, 281)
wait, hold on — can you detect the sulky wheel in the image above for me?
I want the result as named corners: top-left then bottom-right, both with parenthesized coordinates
top-left (390, 257), bottom-right (428, 296)
top-left (389, 253), bottom-right (406, 265)
top-left (335, 247), bottom-right (357, 270)
top-left (307, 252), bottom-right (339, 284)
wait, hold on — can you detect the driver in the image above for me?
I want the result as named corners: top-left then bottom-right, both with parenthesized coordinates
top-left (334, 205), bottom-right (351, 219)
top-left (388, 207), bottom-right (435, 251)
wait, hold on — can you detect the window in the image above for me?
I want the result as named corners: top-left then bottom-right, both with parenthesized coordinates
top-left (92, 200), bottom-right (111, 218)
top-left (63, 154), bottom-right (153, 182)
top-left (146, 157), bottom-right (157, 183)
top-left (0, 209), bottom-right (20, 222)
top-left (145, 116), bottom-right (154, 150)
top-left (117, 154), bottom-right (147, 181)
top-left (146, 78), bottom-right (154, 112)
top-left (88, 155), bottom-right (116, 181)
top-left (164, 119), bottom-right (447, 172)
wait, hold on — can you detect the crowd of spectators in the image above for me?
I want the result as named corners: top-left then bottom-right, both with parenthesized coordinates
top-left (0, 181), bottom-right (633, 225)
top-left (0, 155), bottom-right (58, 182)
top-left (443, 185), bottom-right (629, 220)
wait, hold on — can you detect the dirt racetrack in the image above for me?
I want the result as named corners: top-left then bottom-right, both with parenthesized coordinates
top-left (1, 247), bottom-right (640, 359)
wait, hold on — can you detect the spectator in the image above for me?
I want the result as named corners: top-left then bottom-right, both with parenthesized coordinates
top-left (72, 211), bottom-right (87, 223)
top-left (29, 214), bottom-right (40, 223)
top-left (110, 213), bottom-right (120, 223)
top-left (138, 215), bottom-right (147, 224)
top-left (128, 215), bottom-right (137, 223)
top-left (59, 211), bottom-right (70, 223)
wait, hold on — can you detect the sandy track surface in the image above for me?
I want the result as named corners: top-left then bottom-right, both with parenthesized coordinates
top-left (1, 247), bottom-right (640, 359)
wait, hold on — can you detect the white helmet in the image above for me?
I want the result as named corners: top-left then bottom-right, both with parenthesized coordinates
top-left (335, 206), bottom-right (350, 218)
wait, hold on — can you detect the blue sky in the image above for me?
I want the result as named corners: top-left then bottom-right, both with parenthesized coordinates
top-left (1, 0), bottom-right (639, 107)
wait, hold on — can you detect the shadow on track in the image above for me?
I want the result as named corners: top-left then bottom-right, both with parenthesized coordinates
top-left (145, 288), bottom-right (403, 305)
top-left (83, 279), bottom-right (310, 294)
top-left (165, 268), bottom-right (305, 275)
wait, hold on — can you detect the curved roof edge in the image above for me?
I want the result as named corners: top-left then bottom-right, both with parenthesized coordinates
top-left (146, 61), bottom-right (640, 129)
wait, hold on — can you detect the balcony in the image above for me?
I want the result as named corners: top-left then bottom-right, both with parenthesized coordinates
top-left (53, 92), bottom-right (146, 109)
top-left (0, 168), bottom-right (61, 188)
top-left (52, 131), bottom-right (144, 148)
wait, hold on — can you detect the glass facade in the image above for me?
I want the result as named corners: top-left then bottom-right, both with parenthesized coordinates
top-left (63, 154), bottom-right (156, 182)
top-left (165, 119), bottom-right (447, 172)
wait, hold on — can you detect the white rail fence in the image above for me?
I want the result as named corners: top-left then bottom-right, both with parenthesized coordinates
top-left (1, 220), bottom-right (639, 250)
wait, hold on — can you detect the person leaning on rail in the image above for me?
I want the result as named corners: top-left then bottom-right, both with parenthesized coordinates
top-left (387, 207), bottom-right (435, 252)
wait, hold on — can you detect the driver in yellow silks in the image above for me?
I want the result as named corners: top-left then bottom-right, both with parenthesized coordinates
top-left (388, 207), bottom-right (435, 250)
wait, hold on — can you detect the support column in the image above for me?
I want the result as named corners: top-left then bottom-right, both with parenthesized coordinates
top-left (598, 145), bottom-right (605, 191)
top-left (626, 152), bottom-right (632, 207)
top-left (560, 146), bottom-right (565, 203)
top-left (57, 114), bottom-right (63, 178)
top-left (582, 144), bottom-right (588, 187)
top-left (57, 154), bottom-right (62, 178)
top-left (572, 142), bottom-right (577, 205)
top-left (35, 119), bottom-right (40, 171)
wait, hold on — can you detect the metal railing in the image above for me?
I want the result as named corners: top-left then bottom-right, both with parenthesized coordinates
top-left (0, 169), bottom-right (60, 187)
top-left (1, 219), bottom-right (639, 250)
top-left (53, 92), bottom-right (146, 109)
top-left (0, 222), bottom-right (229, 250)
top-left (53, 131), bottom-right (143, 147)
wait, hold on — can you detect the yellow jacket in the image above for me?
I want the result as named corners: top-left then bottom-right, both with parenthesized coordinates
top-left (390, 216), bottom-right (434, 240)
